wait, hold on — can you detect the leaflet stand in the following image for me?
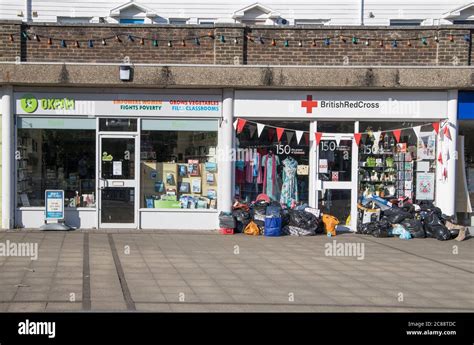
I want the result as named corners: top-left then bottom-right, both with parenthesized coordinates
top-left (39, 190), bottom-right (73, 231)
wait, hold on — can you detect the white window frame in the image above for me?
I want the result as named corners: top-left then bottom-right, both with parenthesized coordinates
top-left (198, 18), bottom-right (216, 25)
top-left (294, 19), bottom-right (330, 26)
top-left (389, 19), bottom-right (423, 26)
top-left (169, 18), bottom-right (189, 25)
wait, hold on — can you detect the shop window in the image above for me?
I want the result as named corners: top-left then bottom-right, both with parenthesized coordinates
top-left (235, 121), bottom-right (310, 206)
top-left (140, 120), bottom-right (218, 209)
top-left (17, 118), bottom-right (96, 208)
top-left (358, 122), bottom-right (436, 203)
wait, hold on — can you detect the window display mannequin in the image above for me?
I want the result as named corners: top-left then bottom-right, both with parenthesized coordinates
top-left (261, 150), bottom-right (280, 201)
top-left (280, 156), bottom-right (299, 207)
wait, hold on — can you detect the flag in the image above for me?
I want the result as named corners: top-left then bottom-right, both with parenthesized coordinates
top-left (257, 123), bottom-right (265, 138)
top-left (295, 130), bottom-right (304, 144)
top-left (248, 124), bottom-right (257, 138)
top-left (372, 131), bottom-right (381, 142)
top-left (432, 122), bottom-right (440, 134)
top-left (236, 119), bottom-right (247, 134)
top-left (393, 129), bottom-right (402, 143)
top-left (315, 132), bottom-right (323, 145)
top-left (443, 126), bottom-right (452, 140)
top-left (354, 133), bottom-right (362, 146)
top-left (334, 134), bottom-right (341, 147)
top-left (286, 131), bottom-right (294, 144)
top-left (276, 127), bottom-right (284, 142)
top-left (268, 128), bottom-right (275, 142)
top-left (413, 125), bottom-right (421, 139)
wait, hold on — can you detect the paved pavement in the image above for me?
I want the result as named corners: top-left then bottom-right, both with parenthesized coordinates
top-left (0, 230), bottom-right (473, 312)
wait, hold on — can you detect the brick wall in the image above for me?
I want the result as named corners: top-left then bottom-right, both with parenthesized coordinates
top-left (246, 28), bottom-right (471, 66)
top-left (0, 22), bottom-right (472, 66)
top-left (0, 22), bottom-right (21, 61)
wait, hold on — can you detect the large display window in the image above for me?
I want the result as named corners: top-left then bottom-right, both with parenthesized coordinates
top-left (358, 122), bottom-right (437, 203)
top-left (140, 120), bottom-right (218, 210)
top-left (235, 121), bottom-right (310, 207)
top-left (16, 118), bottom-right (96, 208)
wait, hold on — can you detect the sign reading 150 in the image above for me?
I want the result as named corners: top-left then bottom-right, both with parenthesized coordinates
top-left (276, 145), bottom-right (291, 154)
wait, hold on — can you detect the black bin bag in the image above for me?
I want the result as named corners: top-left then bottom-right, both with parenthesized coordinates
top-left (401, 219), bottom-right (425, 238)
top-left (383, 207), bottom-right (413, 224)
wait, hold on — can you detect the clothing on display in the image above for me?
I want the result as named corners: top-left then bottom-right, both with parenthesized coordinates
top-left (280, 156), bottom-right (299, 207)
top-left (262, 152), bottom-right (280, 201)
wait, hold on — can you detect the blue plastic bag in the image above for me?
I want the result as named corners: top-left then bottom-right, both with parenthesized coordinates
top-left (391, 224), bottom-right (412, 240)
top-left (264, 216), bottom-right (282, 237)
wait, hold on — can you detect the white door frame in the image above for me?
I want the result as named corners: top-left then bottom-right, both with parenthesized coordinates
top-left (315, 132), bottom-right (358, 231)
top-left (97, 133), bottom-right (139, 229)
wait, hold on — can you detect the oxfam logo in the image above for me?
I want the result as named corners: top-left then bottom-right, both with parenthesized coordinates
top-left (20, 94), bottom-right (38, 113)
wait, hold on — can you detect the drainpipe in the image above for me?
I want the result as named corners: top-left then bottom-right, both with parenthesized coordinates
top-left (360, 0), bottom-right (364, 26)
top-left (25, 0), bottom-right (32, 22)
top-left (2, 86), bottom-right (14, 229)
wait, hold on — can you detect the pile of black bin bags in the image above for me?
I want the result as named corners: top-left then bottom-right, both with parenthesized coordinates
top-left (219, 201), bottom-right (324, 236)
top-left (357, 200), bottom-right (460, 241)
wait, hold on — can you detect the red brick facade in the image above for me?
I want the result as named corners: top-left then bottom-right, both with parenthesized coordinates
top-left (0, 21), bottom-right (472, 66)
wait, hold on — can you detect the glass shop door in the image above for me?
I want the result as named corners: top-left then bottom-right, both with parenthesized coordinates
top-left (98, 134), bottom-right (138, 228)
top-left (316, 134), bottom-right (358, 231)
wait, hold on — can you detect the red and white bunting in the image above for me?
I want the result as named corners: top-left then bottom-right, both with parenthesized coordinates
top-left (257, 123), bottom-right (265, 138)
top-left (295, 130), bottom-right (304, 144)
top-left (236, 119), bottom-right (247, 134)
top-left (412, 125), bottom-right (421, 139)
top-left (315, 132), bottom-right (323, 145)
top-left (354, 133), bottom-right (362, 146)
top-left (393, 129), bottom-right (402, 143)
top-left (276, 127), bottom-right (285, 142)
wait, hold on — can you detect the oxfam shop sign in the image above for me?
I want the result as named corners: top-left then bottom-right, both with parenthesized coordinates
top-left (20, 94), bottom-right (75, 114)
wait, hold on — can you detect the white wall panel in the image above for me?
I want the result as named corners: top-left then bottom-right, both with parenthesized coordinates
top-left (1, 1), bottom-right (471, 25)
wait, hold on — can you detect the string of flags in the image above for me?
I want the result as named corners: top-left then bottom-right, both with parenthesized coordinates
top-left (4, 30), bottom-right (470, 48)
top-left (233, 118), bottom-right (451, 147)
top-left (234, 118), bottom-right (453, 179)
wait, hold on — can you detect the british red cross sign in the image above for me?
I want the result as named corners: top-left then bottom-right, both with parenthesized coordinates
top-left (301, 95), bottom-right (318, 113)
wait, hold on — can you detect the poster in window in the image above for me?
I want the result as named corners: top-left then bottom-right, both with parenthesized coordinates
top-left (192, 178), bottom-right (202, 194)
top-left (113, 161), bottom-right (122, 176)
top-left (416, 173), bottom-right (435, 200)
top-left (417, 132), bottom-right (436, 160)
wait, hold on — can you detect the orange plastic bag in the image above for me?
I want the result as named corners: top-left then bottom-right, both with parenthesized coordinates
top-left (322, 214), bottom-right (339, 236)
top-left (244, 221), bottom-right (260, 236)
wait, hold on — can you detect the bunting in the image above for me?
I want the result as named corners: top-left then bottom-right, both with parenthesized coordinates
top-left (412, 125), bottom-right (421, 139)
top-left (267, 128), bottom-right (275, 142)
top-left (248, 124), bottom-right (257, 138)
top-left (232, 118), bottom-right (448, 147)
top-left (393, 129), bottom-right (402, 143)
top-left (354, 133), bottom-right (362, 146)
top-left (295, 130), bottom-right (304, 144)
top-left (236, 119), bottom-right (247, 134)
top-left (443, 125), bottom-right (452, 140)
top-left (276, 127), bottom-right (285, 142)
top-left (257, 123), bottom-right (265, 138)
top-left (315, 132), bottom-right (323, 145)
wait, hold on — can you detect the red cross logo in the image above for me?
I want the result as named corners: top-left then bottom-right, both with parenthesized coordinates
top-left (301, 95), bottom-right (318, 113)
